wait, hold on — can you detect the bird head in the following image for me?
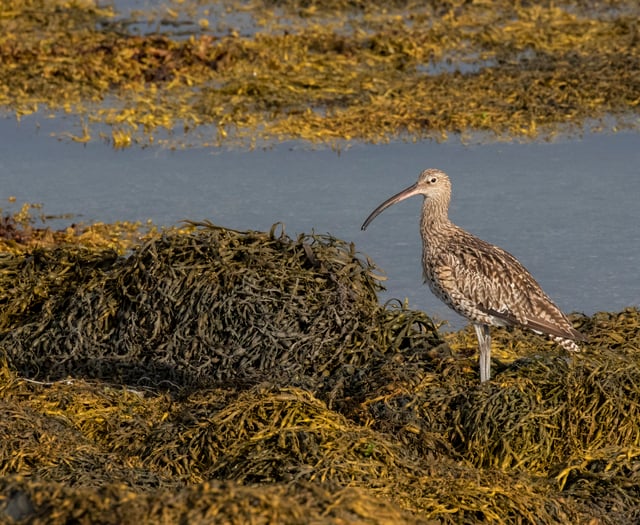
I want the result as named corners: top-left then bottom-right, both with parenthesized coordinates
top-left (361, 168), bottom-right (451, 230)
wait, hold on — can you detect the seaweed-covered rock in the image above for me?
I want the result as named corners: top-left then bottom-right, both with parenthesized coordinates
top-left (0, 372), bottom-right (602, 525)
top-left (449, 352), bottom-right (640, 471)
top-left (2, 221), bottom-right (640, 523)
top-left (0, 222), bottom-right (440, 395)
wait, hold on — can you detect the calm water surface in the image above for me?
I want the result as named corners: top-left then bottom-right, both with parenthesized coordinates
top-left (1, 117), bottom-right (638, 329)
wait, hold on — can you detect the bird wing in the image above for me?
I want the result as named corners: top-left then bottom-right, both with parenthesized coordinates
top-left (485, 307), bottom-right (586, 341)
top-left (431, 231), bottom-right (584, 342)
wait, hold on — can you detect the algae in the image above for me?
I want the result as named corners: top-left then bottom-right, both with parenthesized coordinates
top-left (0, 0), bottom-right (638, 148)
top-left (0, 214), bottom-right (639, 523)
top-left (0, 199), bottom-right (154, 255)
top-left (0, 221), bottom-right (440, 396)
top-left (2, 2), bottom-right (639, 522)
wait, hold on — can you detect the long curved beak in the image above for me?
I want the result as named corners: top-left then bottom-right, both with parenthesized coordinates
top-left (361, 183), bottom-right (421, 230)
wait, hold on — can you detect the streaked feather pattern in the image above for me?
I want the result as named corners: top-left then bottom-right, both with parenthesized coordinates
top-left (362, 168), bottom-right (585, 381)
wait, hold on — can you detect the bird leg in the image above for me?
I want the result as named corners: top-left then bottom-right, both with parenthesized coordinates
top-left (474, 324), bottom-right (492, 383)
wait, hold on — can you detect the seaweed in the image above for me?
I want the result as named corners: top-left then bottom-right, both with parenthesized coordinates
top-left (0, 219), bottom-right (639, 523)
top-left (0, 1), bottom-right (638, 148)
top-left (0, 221), bottom-right (441, 397)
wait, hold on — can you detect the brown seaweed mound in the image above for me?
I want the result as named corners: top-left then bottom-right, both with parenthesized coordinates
top-left (0, 222), bottom-right (439, 396)
top-left (0, 374), bottom-right (615, 525)
top-left (1, 222), bottom-right (639, 524)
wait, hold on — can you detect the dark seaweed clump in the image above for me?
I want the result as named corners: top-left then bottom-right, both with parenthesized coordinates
top-left (0, 222), bottom-right (439, 399)
top-left (0, 222), bottom-right (639, 524)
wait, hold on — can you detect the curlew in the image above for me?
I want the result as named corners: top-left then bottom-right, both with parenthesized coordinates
top-left (361, 168), bottom-right (585, 382)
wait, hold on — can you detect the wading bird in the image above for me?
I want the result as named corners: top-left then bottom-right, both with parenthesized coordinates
top-left (361, 168), bottom-right (585, 382)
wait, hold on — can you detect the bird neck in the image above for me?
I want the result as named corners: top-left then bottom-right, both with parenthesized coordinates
top-left (420, 195), bottom-right (452, 237)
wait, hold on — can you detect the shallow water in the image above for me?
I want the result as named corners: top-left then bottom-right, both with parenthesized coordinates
top-left (1, 116), bottom-right (638, 328)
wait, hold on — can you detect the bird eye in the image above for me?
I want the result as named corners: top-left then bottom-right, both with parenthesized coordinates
top-left (429, 177), bottom-right (437, 183)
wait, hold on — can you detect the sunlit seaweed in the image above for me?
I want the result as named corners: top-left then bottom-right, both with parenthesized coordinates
top-left (0, 199), bottom-right (155, 254)
top-left (0, 0), bottom-right (638, 148)
top-left (0, 216), bottom-right (639, 523)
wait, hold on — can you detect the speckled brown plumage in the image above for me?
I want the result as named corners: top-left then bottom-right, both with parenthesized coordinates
top-left (362, 168), bottom-right (586, 382)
